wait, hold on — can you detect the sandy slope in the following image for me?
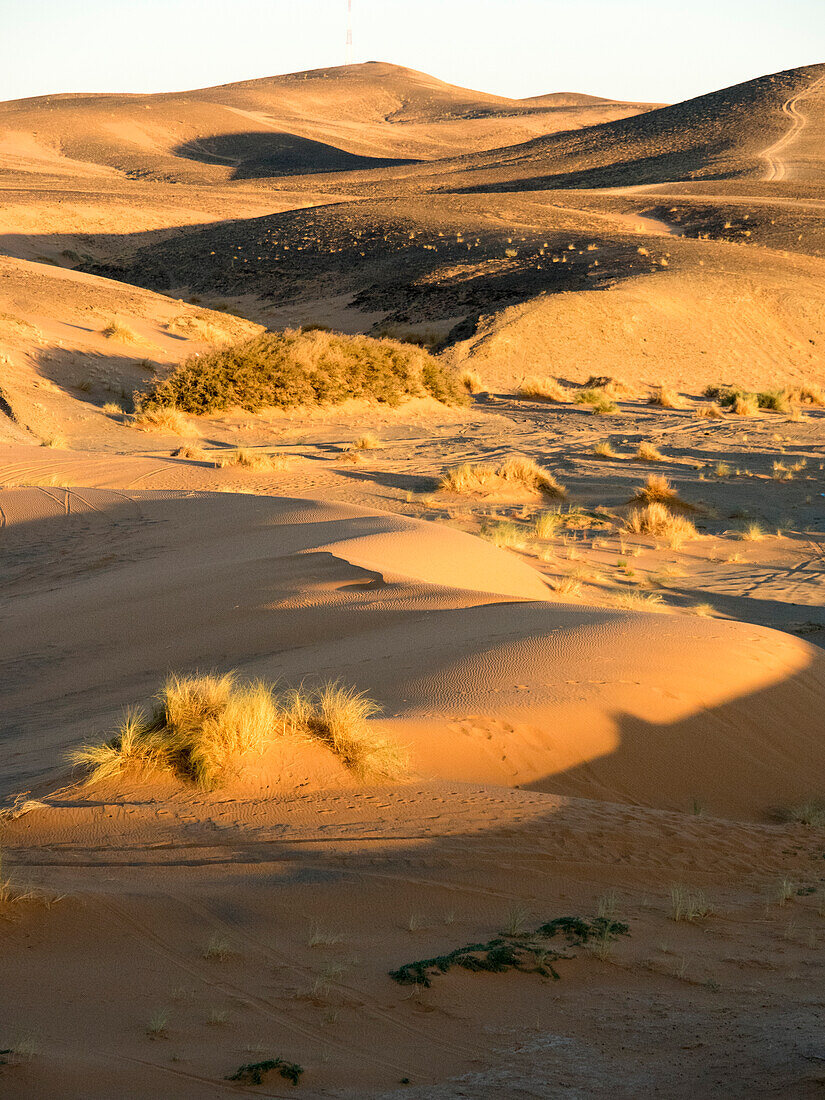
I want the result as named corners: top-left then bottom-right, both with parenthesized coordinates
top-left (1, 481), bottom-right (822, 820)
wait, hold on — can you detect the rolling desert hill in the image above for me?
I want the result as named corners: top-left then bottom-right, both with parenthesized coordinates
top-left (0, 62), bottom-right (659, 186)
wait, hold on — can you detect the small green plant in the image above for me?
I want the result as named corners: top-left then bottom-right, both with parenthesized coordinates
top-left (203, 934), bottom-right (234, 961)
top-left (776, 878), bottom-right (796, 905)
top-left (534, 511), bottom-right (563, 539)
top-left (389, 916), bottom-right (629, 987)
top-left (227, 1058), bottom-right (304, 1086)
top-left (575, 389), bottom-right (618, 415)
top-left (146, 1010), bottom-right (169, 1039)
top-left (503, 903), bottom-right (530, 936)
top-left (308, 925), bottom-right (342, 948)
top-left (481, 521), bottom-right (527, 550)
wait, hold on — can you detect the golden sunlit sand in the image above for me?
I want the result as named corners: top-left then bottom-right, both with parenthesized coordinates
top-left (1, 47), bottom-right (825, 1099)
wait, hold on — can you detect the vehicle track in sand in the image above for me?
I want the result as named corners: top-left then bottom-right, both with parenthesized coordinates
top-left (762, 74), bottom-right (825, 182)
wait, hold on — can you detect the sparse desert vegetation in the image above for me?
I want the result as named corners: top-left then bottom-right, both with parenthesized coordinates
top-left (70, 673), bottom-right (405, 787)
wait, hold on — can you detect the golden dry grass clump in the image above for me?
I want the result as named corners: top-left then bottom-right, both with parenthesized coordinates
top-left (648, 386), bottom-right (687, 409)
top-left (101, 318), bottom-right (142, 344)
top-left (635, 441), bottom-right (667, 462)
top-left (460, 368), bottom-right (484, 394)
top-left (631, 474), bottom-right (695, 511)
top-left (71, 674), bottom-right (405, 789)
top-left (517, 375), bottom-right (571, 402)
top-left (131, 406), bottom-right (198, 435)
top-left (137, 329), bottom-right (467, 414)
top-left (440, 455), bottom-right (566, 498)
top-left (216, 448), bottom-right (288, 471)
top-left (353, 432), bottom-right (381, 450)
top-left (625, 502), bottom-right (698, 546)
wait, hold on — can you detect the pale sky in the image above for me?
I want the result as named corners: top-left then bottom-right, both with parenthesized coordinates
top-left (3, 0), bottom-right (824, 105)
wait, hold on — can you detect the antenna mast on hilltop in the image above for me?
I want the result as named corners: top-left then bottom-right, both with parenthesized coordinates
top-left (346, 0), bottom-right (353, 65)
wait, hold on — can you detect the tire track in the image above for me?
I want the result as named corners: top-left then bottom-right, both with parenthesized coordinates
top-left (762, 74), bottom-right (825, 182)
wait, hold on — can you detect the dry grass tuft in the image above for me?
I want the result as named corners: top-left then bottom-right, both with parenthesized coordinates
top-left (738, 521), bottom-right (766, 541)
top-left (353, 432), bottom-right (381, 451)
top-left (166, 314), bottom-right (226, 344)
top-left (635, 441), bottom-right (667, 463)
top-left (789, 384), bottom-right (825, 408)
top-left (131, 406), bottom-right (197, 435)
top-left (102, 402), bottom-right (123, 416)
top-left (534, 510), bottom-right (564, 539)
top-left (440, 455), bottom-right (565, 498)
top-left (460, 368), bottom-right (484, 394)
top-left (174, 444), bottom-right (211, 462)
top-left (608, 590), bottom-right (666, 612)
top-left (648, 387), bottom-right (686, 409)
top-left (593, 440), bottom-right (621, 459)
top-left (217, 448), bottom-right (288, 472)
top-left (779, 799), bottom-right (825, 827)
top-left (518, 375), bottom-right (571, 402)
top-left (101, 318), bottom-right (142, 344)
top-left (41, 434), bottom-right (68, 449)
top-left (70, 674), bottom-right (403, 788)
top-left (732, 393), bottom-right (759, 417)
top-left (670, 885), bottom-right (713, 923)
top-left (631, 474), bottom-right (690, 508)
top-left (698, 402), bottom-right (724, 420)
top-left (625, 502), bottom-right (698, 546)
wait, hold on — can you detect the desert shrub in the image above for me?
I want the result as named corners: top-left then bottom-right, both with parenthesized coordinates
top-left (518, 375), bottom-right (571, 402)
top-left (625, 502), bottom-right (698, 545)
top-left (70, 674), bottom-right (403, 788)
top-left (440, 455), bottom-right (566, 497)
top-left (732, 393), bottom-right (759, 417)
top-left (389, 915), bottom-right (629, 987)
top-left (137, 330), bottom-right (467, 414)
top-left (228, 1059), bottom-right (304, 1086)
top-left (698, 402), bottom-right (724, 419)
top-left (758, 390), bottom-right (791, 414)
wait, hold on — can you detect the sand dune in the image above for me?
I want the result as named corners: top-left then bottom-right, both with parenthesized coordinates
top-left (1, 484), bottom-right (822, 819)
